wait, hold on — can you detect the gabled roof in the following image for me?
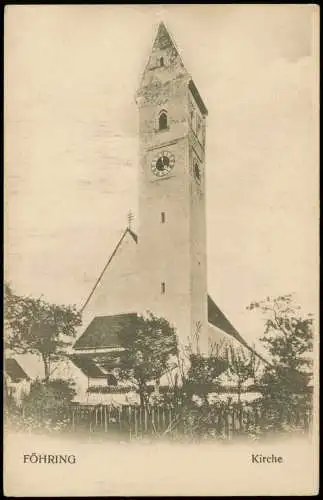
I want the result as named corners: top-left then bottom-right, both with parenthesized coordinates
top-left (5, 358), bottom-right (29, 382)
top-left (73, 313), bottom-right (138, 350)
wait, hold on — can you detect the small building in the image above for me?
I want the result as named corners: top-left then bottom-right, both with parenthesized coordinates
top-left (5, 358), bottom-right (31, 407)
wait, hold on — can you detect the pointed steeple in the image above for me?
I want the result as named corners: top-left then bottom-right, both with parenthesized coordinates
top-left (136, 21), bottom-right (208, 116)
top-left (153, 21), bottom-right (175, 51)
top-left (137, 21), bottom-right (188, 96)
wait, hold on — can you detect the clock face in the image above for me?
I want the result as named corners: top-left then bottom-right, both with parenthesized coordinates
top-left (194, 161), bottom-right (202, 184)
top-left (151, 151), bottom-right (175, 177)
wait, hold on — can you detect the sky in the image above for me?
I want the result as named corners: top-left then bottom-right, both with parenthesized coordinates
top-left (4, 5), bottom-right (319, 347)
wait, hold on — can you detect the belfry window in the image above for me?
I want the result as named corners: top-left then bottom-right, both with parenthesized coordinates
top-left (160, 57), bottom-right (164, 67)
top-left (161, 282), bottom-right (166, 294)
top-left (159, 111), bottom-right (168, 131)
top-left (161, 212), bottom-right (166, 223)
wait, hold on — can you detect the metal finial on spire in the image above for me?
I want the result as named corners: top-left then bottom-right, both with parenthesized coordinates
top-left (127, 210), bottom-right (134, 230)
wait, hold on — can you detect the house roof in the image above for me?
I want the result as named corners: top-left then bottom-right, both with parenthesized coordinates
top-left (73, 313), bottom-right (138, 350)
top-left (5, 358), bottom-right (29, 382)
top-left (70, 355), bottom-right (107, 377)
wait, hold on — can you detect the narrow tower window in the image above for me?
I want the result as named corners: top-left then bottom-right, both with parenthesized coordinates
top-left (190, 109), bottom-right (194, 129)
top-left (161, 211), bottom-right (166, 223)
top-left (160, 57), bottom-right (164, 67)
top-left (159, 111), bottom-right (168, 131)
top-left (161, 282), bottom-right (166, 294)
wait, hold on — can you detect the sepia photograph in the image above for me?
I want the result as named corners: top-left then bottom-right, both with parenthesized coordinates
top-left (4, 4), bottom-right (319, 496)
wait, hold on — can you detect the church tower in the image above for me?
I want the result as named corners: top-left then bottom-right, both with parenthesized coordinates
top-left (136, 22), bottom-right (209, 352)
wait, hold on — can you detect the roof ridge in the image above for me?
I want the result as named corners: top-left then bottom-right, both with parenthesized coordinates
top-left (81, 227), bottom-right (137, 313)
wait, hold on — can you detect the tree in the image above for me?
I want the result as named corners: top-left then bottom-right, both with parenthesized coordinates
top-left (225, 345), bottom-right (261, 404)
top-left (4, 282), bottom-right (82, 381)
top-left (247, 294), bottom-right (314, 404)
top-left (118, 311), bottom-right (178, 406)
top-left (183, 339), bottom-right (229, 405)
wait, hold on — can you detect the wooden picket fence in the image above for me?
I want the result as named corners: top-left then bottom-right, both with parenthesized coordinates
top-left (70, 404), bottom-right (175, 439)
top-left (67, 403), bottom-right (312, 440)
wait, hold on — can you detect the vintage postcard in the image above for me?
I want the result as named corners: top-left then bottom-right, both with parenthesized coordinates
top-left (4, 4), bottom-right (319, 496)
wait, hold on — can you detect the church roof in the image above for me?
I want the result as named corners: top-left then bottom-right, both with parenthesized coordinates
top-left (207, 295), bottom-right (249, 348)
top-left (73, 313), bottom-right (137, 350)
top-left (5, 358), bottom-right (29, 382)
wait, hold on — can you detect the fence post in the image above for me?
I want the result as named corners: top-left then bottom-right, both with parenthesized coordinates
top-left (144, 407), bottom-right (148, 433)
top-left (139, 407), bottom-right (142, 438)
top-left (232, 409), bottom-right (235, 437)
top-left (128, 406), bottom-right (132, 441)
top-left (225, 409), bottom-right (229, 439)
top-left (152, 407), bottom-right (155, 434)
top-left (134, 406), bottom-right (138, 438)
top-left (104, 405), bottom-right (107, 433)
top-left (227, 410), bottom-right (232, 440)
top-left (119, 407), bottom-right (122, 433)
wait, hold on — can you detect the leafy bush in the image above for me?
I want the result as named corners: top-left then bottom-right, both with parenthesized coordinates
top-left (18, 378), bottom-right (76, 432)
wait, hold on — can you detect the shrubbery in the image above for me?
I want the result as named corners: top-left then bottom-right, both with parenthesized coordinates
top-left (6, 379), bottom-right (77, 433)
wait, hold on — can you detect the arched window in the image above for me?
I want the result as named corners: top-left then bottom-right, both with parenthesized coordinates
top-left (160, 57), bottom-right (164, 67)
top-left (159, 111), bottom-right (168, 131)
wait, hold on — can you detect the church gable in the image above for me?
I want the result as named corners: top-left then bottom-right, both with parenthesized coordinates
top-left (80, 227), bottom-right (138, 329)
